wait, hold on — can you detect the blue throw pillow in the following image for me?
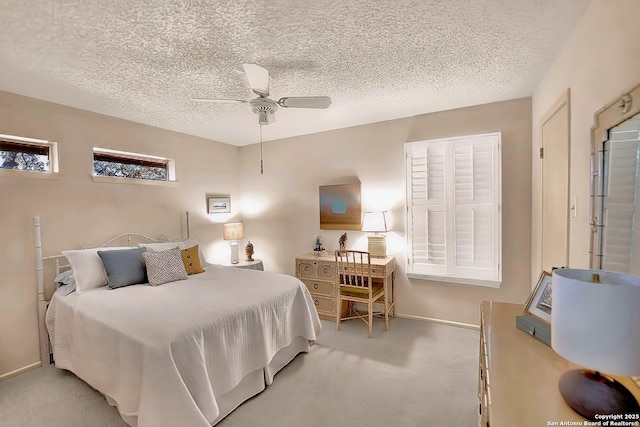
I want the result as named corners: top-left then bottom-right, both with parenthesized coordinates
top-left (54, 269), bottom-right (76, 296)
top-left (98, 247), bottom-right (147, 289)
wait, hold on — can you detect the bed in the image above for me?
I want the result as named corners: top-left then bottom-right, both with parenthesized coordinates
top-left (36, 216), bottom-right (321, 427)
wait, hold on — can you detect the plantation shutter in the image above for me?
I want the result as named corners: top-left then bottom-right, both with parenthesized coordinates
top-left (408, 141), bottom-right (447, 276)
top-left (406, 133), bottom-right (501, 286)
top-left (601, 134), bottom-right (640, 273)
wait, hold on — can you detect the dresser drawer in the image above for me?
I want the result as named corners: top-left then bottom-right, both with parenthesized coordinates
top-left (370, 265), bottom-right (385, 276)
top-left (301, 279), bottom-right (335, 297)
top-left (315, 262), bottom-right (335, 279)
top-left (311, 295), bottom-right (335, 316)
top-left (296, 261), bottom-right (316, 278)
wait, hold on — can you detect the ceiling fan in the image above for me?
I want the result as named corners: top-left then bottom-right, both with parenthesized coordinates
top-left (191, 64), bottom-right (332, 125)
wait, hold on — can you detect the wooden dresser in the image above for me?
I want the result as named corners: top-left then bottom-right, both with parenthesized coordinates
top-left (479, 301), bottom-right (640, 427)
top-left (295, 252), bottom-right (397, 321)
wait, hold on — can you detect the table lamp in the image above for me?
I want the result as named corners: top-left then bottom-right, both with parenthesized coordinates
top-left (551, 268), bottom-right (640, 421)
top-left (223, 222), bottom-right (244, 264)
top-left (362, 211), bottom-right (388, 258)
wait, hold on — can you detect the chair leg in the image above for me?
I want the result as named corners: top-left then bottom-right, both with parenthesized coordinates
top-left (384, 293), bottom-right (390, 332)
top-left (336, 296), bottom-right (341, 331)
top-left (368, 301), bottom-right (373, 338)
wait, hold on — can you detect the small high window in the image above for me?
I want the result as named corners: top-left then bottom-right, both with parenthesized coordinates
top-left (0, 134), bottom-right (58, 173)
top-left (92, 148), bottom-right (175, 183)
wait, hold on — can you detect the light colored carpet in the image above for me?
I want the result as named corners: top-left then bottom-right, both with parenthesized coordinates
top-left (0, 318), bottom-right (479, 427)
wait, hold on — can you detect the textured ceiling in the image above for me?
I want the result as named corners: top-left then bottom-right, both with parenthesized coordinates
top-left (0, 0), bottom-right (591, 146)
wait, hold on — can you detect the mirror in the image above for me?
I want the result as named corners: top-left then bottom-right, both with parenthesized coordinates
top-left (590, 83), bottom-right (640, 271)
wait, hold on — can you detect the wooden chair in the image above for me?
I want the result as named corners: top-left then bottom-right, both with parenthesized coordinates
top-left (335, 250), bottom-right (389, 338)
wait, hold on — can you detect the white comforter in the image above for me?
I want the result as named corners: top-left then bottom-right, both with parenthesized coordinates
top-left (46, 266), bottom-right (321, 427)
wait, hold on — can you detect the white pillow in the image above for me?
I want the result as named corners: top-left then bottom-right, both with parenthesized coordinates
top-left (62, 247), bottom-right (129, 294)
top-left (139, 238), bottom-right (210, 267)
top-left (138, 241), bottom-right (183, 252)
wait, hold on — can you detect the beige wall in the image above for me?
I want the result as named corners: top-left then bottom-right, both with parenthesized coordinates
top-left (531, 0), bottom-right (640, 278)
top-left (0, 90), bottom-right (241, 377)
top-left (238, 98), bottom-right (532, 327)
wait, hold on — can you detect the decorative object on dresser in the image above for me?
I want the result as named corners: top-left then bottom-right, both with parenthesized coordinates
top-left (338, 232), bottom-right (347, 250)
top-left (335, 250), bottom-right (389, 338)
top-left (223, 222), bottom-right (244, 264)
top-left (319, 182), bottom-right (362, 230)
top-left (516, 270), bottom-right (552, 346)
top-left (551, 269), bottom-right (640, 421)
top-left (295, 252), bottom-right (397, 321)
top-left (523, 270), bottom-right (552, 323)
top-left (312, 234), bottom-right (326, 255)
top-left (245, 241), bottom-right (254, 261)
top-left (361, 211), bottom-right (389, 257)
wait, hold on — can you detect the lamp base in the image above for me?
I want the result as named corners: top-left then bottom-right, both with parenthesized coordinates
top-left (229, 241), bottom-right (239, 264)
top-left (559, 370), bottom-right (640, 421)
top-left (367, 234), bottom-right (386, 258)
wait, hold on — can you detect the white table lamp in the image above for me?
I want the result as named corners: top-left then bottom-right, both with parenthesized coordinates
top-left (223, 222), bottom-right (244, 264)
top-left (551, 268), bottom-right (640, 420)
top-left (362, 211), bottom-right (388, 258)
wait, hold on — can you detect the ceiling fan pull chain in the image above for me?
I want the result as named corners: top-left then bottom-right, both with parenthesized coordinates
top-left (260, 124), bottom-right (264, 175)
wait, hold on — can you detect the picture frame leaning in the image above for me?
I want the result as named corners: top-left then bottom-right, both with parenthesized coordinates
top-left (524, 271), bottom-right (553, 324)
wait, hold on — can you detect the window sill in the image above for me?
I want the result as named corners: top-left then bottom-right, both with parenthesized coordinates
top-left (91, 175), bottom-right (178, 187)
top-left (0, 169), bottom-right (61, 180)
top-left (407, 273), bottom-right (501, 288)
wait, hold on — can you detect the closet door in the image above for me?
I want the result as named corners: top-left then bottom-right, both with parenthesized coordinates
top-left (540, 91), bottom-right (570, 273)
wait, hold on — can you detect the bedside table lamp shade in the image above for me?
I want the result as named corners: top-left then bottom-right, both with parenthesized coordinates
top-left (362, 211), bottom-right (388, 258)
top-left (223, 223), bottom-right (244, 264)
top-left (551, 269), bottom-right (640, 421)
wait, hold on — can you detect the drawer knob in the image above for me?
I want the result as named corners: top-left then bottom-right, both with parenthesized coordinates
top-left (314, 299), bottom-right (319, 306)
top-left (313, 283), bottom-right (319, 289)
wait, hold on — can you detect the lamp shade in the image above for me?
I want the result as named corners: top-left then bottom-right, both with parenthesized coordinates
top-left (551, 268), bottom-right (640, 376)
top-left (223, 223), bottom-right (244, 241)
top-left (362, 211), bottom-right (388, 233)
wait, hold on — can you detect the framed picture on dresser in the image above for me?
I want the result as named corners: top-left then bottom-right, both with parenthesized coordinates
top-left (524, 271), bottom-right (552, 323)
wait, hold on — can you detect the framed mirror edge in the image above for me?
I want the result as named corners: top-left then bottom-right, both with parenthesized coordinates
top-left (590, 82), bottom-right (640, 269)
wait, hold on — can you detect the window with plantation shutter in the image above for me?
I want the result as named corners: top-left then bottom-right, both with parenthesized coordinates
top-left (405, 133), bottom-right (502, 287)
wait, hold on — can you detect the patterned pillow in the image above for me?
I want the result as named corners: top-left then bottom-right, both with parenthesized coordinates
top-left (142, 248), bottom-right (188, 286)
top-left (181, 245), bottom-right (204, 275)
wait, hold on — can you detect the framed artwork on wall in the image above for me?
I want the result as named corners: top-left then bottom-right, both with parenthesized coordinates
top-left (319, 183), bottom-right (362, 230)
top-left (207, 196), bottom-right (231, 214)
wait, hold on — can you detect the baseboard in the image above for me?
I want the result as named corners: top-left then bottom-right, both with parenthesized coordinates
top-left (0, 361), bottom-right (42, 382)
top-left (397, 313), bottom-right (480, 331)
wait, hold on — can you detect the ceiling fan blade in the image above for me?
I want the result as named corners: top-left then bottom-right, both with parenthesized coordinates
top-left (242, 64), bottom-right (270, 97)
top-left (191, 97), bottom-right (247, 104)
top-left (277, 96), bottom-right (332, 109)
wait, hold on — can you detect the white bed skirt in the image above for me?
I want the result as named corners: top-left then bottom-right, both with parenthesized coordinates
top-left (109, 336), bottom-right (311, 427)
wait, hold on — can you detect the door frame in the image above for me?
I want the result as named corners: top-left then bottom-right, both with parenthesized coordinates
top-left (538, 89), bottom-right (571, 276)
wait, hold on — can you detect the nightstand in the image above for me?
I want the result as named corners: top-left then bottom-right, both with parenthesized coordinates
top-left (218, 259), bottom-right (264, 271)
